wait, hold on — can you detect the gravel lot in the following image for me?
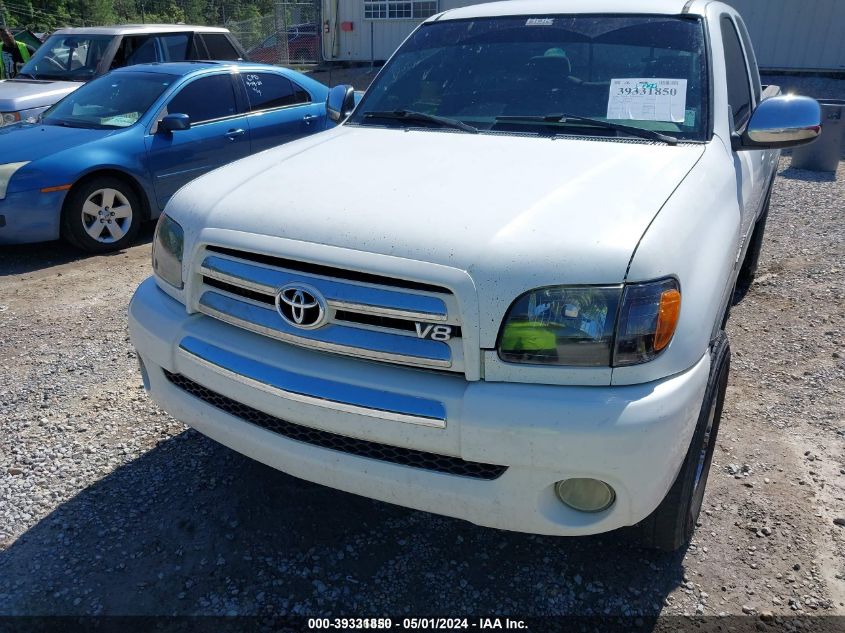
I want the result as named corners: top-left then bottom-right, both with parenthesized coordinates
top-left (0, 151), bottom-right (843, 624)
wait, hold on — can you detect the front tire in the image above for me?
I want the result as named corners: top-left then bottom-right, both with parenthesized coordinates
top-left (62, 177), bottom-right (142, 253)
top-left (631, 332), bottom-right (731, 551)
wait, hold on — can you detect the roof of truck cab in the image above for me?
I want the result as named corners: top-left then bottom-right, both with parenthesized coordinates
top-left (433, 0), bottom-right (709, 21)
top-left (50, 24), bottom-right (230, 36)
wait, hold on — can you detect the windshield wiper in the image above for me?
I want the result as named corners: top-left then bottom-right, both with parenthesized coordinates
top-left (363, 110), bottom-right (478, 134)
top-left (494, 113), bottom-right (679, 145)
top-left (46, 119), bottom-right (93, 129)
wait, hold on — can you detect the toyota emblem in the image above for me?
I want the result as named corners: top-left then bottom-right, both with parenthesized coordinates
top-left (275, 283), bottom-right (327, 330)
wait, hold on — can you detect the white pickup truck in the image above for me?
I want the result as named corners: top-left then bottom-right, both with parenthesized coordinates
top-left (129, 0), bottom-right (821, 550)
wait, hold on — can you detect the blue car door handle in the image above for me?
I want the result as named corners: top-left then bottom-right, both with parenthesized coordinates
top-left (302, 114), bottom-right (319, 124)
top-left (226, 128), bottom-right (246, 140)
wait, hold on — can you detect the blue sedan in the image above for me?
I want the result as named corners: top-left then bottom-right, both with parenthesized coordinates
top-left (0, 61), bottom-right (330, 251)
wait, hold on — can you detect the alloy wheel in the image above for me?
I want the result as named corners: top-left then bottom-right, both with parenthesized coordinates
top-left (81, 188), bottom-right (133, 243)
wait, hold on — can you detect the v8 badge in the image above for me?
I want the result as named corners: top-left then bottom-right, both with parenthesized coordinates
top-left (415, 323), bottom-right (453, 341)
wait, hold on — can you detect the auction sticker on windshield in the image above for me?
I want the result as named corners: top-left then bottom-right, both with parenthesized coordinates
top-left (606, 78), bottom-right (687, 123)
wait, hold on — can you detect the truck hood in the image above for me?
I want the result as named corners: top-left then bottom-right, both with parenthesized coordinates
top-left (176, 126), bottom-right (705, 342)
top-left (0, 78), bottom-right (81, 112)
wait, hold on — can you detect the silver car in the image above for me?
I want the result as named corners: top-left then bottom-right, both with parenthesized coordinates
top-left (0, 25), bottom-right (246, 125)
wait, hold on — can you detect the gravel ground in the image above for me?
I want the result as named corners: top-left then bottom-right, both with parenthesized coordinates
top-left (0, 156), bottom-right (843, 625)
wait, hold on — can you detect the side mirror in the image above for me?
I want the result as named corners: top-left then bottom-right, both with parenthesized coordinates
top-left (326, 84), bottom-right (355, 123)
top-left (735, 95), bottom-right (821, 150)
top-left (159, 113), bottom-right (191, 133)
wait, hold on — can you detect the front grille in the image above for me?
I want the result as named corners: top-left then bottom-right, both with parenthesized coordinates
top-left (195, 246), bottom-right (465, 372)
top-left (165, 371), bottom-right (507, 480)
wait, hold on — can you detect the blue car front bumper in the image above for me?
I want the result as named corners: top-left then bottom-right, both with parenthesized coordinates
top-left (0, 188), bottom-right (66, 245)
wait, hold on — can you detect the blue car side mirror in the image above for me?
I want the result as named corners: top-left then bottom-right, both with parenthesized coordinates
top-left (159, 113), bottom-right (191, 133)
top-left (327, 85), bottom-right (355, 123)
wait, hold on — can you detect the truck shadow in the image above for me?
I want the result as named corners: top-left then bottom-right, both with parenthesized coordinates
top-left (0, 224), bottom-right (155, 277)
top-left (0, 430), bottom-right (686, 619)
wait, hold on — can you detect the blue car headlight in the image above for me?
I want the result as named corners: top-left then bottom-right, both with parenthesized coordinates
top-left (0, 162), bottom-right (29, 199)
top-left (152, 213), bottom-right (185, 289)
top-left (0, 112), bottom-right (21, 127)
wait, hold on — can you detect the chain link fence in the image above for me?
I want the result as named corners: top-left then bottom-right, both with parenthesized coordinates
top-left (226, 1), bottom-right (321, 66)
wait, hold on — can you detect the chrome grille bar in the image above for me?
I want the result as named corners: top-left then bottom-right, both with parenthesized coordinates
top-left (201, 255), bottom-right (448, 323)
top-left (198, 291), bottom-right (453, 368)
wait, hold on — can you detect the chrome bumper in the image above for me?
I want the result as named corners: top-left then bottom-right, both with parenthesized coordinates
top-left (178, 335), bottom-right (446, 427)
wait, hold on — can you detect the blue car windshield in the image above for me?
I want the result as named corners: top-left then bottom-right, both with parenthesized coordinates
top-left (350, 15), bottom-right (709, 141)
top-left (42, 72), bottom-right (176, 129)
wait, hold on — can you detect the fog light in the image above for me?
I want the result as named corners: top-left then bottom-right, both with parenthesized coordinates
top-left (555, 478), bottom-right (616, 513)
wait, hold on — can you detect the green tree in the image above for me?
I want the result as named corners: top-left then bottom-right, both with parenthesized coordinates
top-left (79, 0), bottom-right (116, 25)
top-left (0, 0), bottom-right (285, 31)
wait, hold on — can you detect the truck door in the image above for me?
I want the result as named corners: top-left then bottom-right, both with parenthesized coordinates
top-left (721, 16), bottom-right (769, 259)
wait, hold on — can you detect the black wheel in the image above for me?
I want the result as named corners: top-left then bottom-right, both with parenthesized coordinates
top-left (738, 187), bottom-right (772, 286)
top-left (630, 332), bottom-right (731, 551)
top-left (62, 176), bottom-right (142, 253)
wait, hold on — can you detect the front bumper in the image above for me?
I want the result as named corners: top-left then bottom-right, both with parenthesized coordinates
top-left (129, 277), bottom-right (711, 536)
top-left (0, 188), bottom-right (66, 244)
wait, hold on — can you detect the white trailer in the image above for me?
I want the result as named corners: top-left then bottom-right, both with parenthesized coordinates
top-left (321, 0), bottom-right (493, 62)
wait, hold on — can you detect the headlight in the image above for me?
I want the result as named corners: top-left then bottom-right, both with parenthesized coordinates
top-left (497, 278), bottom-right (681, 367)
top-left (498, 286), bottom-right (622, 366)
top-left (0, 161), bottom-right (29, 200)
top-left (152, 214), bottom-right (184, 289)
top-left (0, 112), bottom-right (21, 127)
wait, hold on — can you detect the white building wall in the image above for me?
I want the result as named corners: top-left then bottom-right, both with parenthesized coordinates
top-left (322, 0), bottom-right (845, 71)
top-left (321, 0), bottom-right (498, 62)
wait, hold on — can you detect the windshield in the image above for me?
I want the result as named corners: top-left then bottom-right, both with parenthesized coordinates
top-left (350, 15), bottom-right (709, 141)
top-left (19, 34), bottom-right (115, 81)
top-left (42, 72), bottom-right (176, 129)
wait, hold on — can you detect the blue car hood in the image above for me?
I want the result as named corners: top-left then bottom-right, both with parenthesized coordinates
top-left (0, 122), bottom-right (119, 162)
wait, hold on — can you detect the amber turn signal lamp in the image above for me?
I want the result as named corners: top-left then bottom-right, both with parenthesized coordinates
top-left (654, 289), bottom-right (681, 351)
